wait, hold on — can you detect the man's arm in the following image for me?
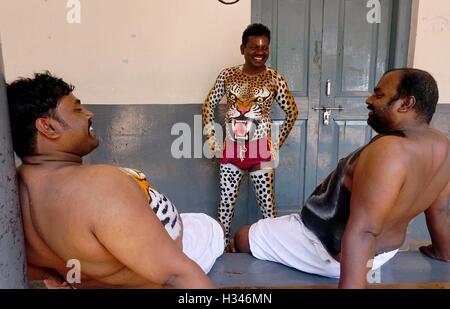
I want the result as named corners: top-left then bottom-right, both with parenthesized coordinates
top-left (420, 180), bottom-right (450, 262)
top-left (274, 74), bottom-right (298, 149)
top-left (339, 137), bottom-right (407, 288)
top-left (89, 166), bottom-right (215, 288)
top-left (28, 263), bottom-right (63, 281)
top-left (202, 69), bottom-right (226, 155)
top-left (28, 264), bottom-right (71, 289)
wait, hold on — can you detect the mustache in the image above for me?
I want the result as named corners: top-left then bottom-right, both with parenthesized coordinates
top-left (367, 105), bottom-right (375, 111)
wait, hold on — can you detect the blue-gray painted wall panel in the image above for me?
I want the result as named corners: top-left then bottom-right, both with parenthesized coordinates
top-left (84, 104), bottom-right (450, 241)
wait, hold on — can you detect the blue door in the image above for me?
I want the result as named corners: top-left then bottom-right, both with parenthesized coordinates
top-left (249, 0), bottom-right (411, 222)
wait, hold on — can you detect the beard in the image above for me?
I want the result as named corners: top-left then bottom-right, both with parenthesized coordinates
top-left (367, 111), bottom-right (391, 133)
top-left (367, 95), bottom-right (398, 133)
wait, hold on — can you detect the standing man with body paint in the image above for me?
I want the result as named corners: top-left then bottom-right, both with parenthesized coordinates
top-left (202, 23), bottom-right (299, 251)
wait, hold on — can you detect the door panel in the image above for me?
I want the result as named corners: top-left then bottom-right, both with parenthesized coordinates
top-left (341, 1), bottom-right (375, 92)
top-left (317, 0), bottom-right (392, 183)
top-left (248, 0), bottom-right (323, 219)
top-left (338, 0), bottom-right (393, 96)
top-left (335, 120), bottom-right (376, 158)
top-left (274, 120), bottom-right (307, 215)
top-left (276, 0), bottom-right (310, 95)
top-left (251, 0), bottom-right (410, 220)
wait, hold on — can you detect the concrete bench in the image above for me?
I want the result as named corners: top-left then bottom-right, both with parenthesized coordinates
top-left (208, 250), bottom-right (450, 289)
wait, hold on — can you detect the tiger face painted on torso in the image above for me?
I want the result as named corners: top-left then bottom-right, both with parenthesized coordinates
top-left (225, 83), bottom-right (270, 142)
top-left (203, 65), bottom-right (297, 148)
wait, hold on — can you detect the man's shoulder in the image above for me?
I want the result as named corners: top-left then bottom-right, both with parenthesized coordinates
top-left (370, 129), bottom-right (449, 150)
top-left (429, 128), bottom-right (450, 145)
top-left (360, 134), bottom-right (408, 163)
top-left (362, 129), bottom-right (450, 164)
top-left (265, 67), bottom-right (290, 84)
top-left (265, 66), bottom-right (283, 77)
top-left (218, 65), bottom-right (241, 76)
top-left (370, 133), bottom-right (408, 145)
top-left (226, 65), bottom-right (241, 70)
top-left (77, 164), bottom-right (139, 187)
top-left (80, 164), bottom-right (125, 176)
top-left (74, 165), bottom-right (149, 207)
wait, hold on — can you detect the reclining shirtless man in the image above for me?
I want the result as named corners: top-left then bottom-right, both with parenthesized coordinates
top-left (7, 72), bottom-right (224, 288)
top-left (234, 68), bottom-right (450, 288)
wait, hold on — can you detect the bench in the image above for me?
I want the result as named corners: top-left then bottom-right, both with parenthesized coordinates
top-left (208, 250), bottom-right (450, 289)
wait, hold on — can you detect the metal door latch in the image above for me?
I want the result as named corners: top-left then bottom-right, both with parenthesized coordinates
top-left (313, 106), bottom-right (344, 126)
top-left (326, 79), bottom-right (332, 96)
top-left (323, 109), bottom-right (331, 125)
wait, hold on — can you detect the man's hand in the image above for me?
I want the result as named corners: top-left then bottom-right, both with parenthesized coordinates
top-left (423, 179), bottom-right (449, 264)
top-left (207, 140), bottom-right (222, 162)
top-left (270, 142), bottom-right (279, 162)
top-left (28, 264), bottom-right (73, 289)
top-left (419, 245), bottom-right (450, 262)
top-left (43, 278), bottom-right (72, 289)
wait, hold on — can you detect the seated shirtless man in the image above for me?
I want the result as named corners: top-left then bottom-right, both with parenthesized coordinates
top-left (234, 68), bottom-right (450, 288)
top-left (6, 72), bottom-right (224, 288)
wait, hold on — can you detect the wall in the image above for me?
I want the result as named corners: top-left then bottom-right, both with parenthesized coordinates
top-left (410, 0), bottom-right (450, 104)
top-left (2, 1), bottom-right (449, 104)
top-left (1, 1), bottom-right (448, 241)
top-left (0, 0), bottom-right (250, 104)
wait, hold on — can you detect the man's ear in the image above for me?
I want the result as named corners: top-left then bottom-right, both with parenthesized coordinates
top-left (35, 118), bottom-right (62, 139)
top-left (398, 96), bottom-right (416, 113)
top-left (240, 44), bottom-right (245, 55)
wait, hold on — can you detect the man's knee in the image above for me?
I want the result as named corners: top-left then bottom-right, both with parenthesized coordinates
top-left (234, 225), bottom-right (251, 253)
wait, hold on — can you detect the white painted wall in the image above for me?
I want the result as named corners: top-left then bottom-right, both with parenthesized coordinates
top-left (411, 0), bottom-right (450, 104)
top-left (1, 0), bottom-right (449, 104)
top-left (0, 0), bottom-right (250, 104)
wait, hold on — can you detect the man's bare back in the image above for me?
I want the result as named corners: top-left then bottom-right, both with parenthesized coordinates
top-left (341, 127), bottom-right (450, 259)
top-left (19, 163), bottom-right (185, 288)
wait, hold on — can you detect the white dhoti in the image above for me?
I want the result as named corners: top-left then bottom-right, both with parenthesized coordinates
top-left (181, 213), bottom-right (225, 273)
top-left (249, 214), bottom-right (398, 278)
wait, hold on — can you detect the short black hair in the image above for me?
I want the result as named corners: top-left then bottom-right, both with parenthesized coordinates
top-left (386, 68), bottom-right (439, 124)
top-left (242, 23), bottom-right (271, 46)
top-left (6, 71), bottom-right (74, 158)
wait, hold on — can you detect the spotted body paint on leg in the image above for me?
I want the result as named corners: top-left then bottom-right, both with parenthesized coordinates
top-left (250, 169), bottom-right (276, 218)
top-left (217, 163), bottom-right (244, 251)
